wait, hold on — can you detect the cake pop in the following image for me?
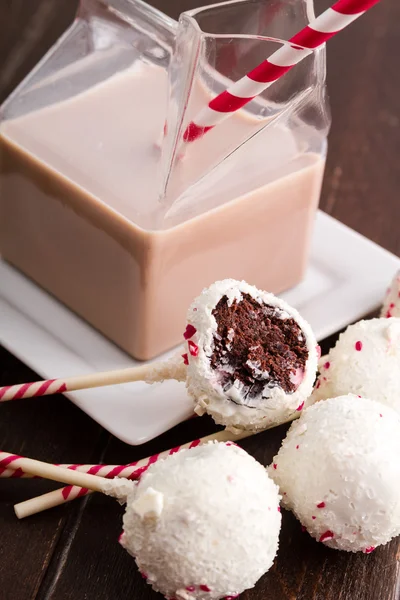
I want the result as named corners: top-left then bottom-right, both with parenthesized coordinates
top-left (381, 271), bottom-right (400, 318)
top-left (311, 317), bottom-right (400, 414)
top-left (184, 279), bottom-right (318, 431)
top-left (268, 394), bottom-right (400, 552)
top-left (120, 441), bottom-right (281, 599)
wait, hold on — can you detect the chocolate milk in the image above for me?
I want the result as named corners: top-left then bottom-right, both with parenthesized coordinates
top-left (0, 63), bottom-right (325, 359)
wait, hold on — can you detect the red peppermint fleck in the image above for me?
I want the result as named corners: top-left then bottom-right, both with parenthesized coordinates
top-left (182, 353), bottom-right (189, 365)
top-left (283, 492), bottom-right (287, 496)
top-left (315, 380), bottom-right (321, 389)
top-left (225, 596), bottom-right (239, 600)
top-left (183, 324), bottom-right (197, 340)
top-left (385, 303), bottom-right (395, 318)
top-left (317, 502), bottom-right (326, 509)
top-left (200, 585), bottom-right (211, 592)
top-left (355, 341), bottom-right (363, 351)
top-left (277, 506), bottom-right (281, 512)
top-left (273, 463), bottom-right (277, 470)
top-left (188, 340), bottom-right (199, 357)
top-left (364, 546), bottom-right (375, 554)
top-left (312, 516), bottom-right (316, 520)
top-left (186, 587), bottom-right (196, 592)
top-left (319, 530), bottom-right (334, 543)
top-left (140, 572), bottom-right (148, 580)
top-left (323, 361), bottom-right (330, 370)
top-left (316, 345), bottom-right (322, 359)
top-left (296, 401), bottom-right (304, 412)
top-left (380, 413), bottom-right (383, 417)
top-left (301, 525), bottom-right (306, 532)
top-left (296, 445), bottom-right (299, 450)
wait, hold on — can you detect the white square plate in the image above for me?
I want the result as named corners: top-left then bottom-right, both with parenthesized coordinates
top-left (0, 210), bottom-right (399, 445)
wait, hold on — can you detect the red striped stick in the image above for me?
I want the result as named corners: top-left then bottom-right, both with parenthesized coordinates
top-left (0, 355), bottom-right (186, 402)
top-left (183, 0), bottom-right (381, 142)
top-left (12, 429), bottom-right (250, 519)
top-left (0, 379), bottom-right (67, 401)
top-left (0, 461), bottom-right (163, 480)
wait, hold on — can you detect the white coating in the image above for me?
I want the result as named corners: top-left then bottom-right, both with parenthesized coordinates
top-left (381, 271), bottom-right (400, 318)
top-left (310, 318), bottom-right (400, 415)
top-left (185, 279), bottom-right (318, 431)
top-left (268, 395), bottom-right (400, 552)
top-left (121, 441), bottom-right (281, 600)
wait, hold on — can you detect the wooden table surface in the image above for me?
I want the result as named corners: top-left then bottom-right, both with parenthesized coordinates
top-left (0, 1), bottom-right (399, 599)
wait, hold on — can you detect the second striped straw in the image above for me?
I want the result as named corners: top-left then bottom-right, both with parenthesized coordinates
top-left (183, 0), bottom-right (381, 142)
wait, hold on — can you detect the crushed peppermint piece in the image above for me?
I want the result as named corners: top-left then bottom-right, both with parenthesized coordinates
top-left (296, 401), bottom-right (305, 412)
top-left (182, 353), bottom-right (189, 365)
top-left (188, 341), bottom-right (199, 357)
top-left (319, 530), bottom-right (334, 543)
top-left (317, 502), bottom-right (325, 509)
top-left (355, 341), bottom-right (363, 351)
top-left (184, 324), bottom-right (197, 340)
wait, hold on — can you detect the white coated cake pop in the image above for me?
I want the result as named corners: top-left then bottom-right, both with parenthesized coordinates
top-left (183, 279), bottom-right (318, 432)
top-left (120, 441), bottom-right (281, 600)
top-left (381, 271), bottom-right (400, 318)
top-left (310, 318), bottom-right (400, 414)
top-left (268, 395), bottom-right (400, 553)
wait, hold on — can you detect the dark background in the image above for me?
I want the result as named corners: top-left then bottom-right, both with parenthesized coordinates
top-left (0, 1), bottom-right (399, 599)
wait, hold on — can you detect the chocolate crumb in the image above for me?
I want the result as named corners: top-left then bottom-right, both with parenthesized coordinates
top-left (211, 294), bottom-right (308, 401)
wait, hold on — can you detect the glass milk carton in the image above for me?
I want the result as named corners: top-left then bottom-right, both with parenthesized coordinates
top-left (0, 0), bottom-right (330, 359)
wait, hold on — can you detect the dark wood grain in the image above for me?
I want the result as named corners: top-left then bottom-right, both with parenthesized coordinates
top-left (0, 1), bottom-right (399, 599)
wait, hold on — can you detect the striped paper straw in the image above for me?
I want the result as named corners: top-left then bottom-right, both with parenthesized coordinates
top-left (13, 429), bottom-right (252, 519)
top-left (183, 0), bottom-right (381, 142)
top-left (0, 354), bottom-right (185, 402)
top-left (0, 462), bottom-right (155, 480)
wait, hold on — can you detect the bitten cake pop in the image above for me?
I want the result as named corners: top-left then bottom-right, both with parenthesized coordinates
top-left (381, 271), bottom-right (400, 318)
top-left (183, 279), bottom-right (318, 432)
top-left (268, 394), bottom-right (400, 553)
top-left (120, 441), bottom-right (281, 600)
top-left (310, 318), bottom-right (400, 414)
top-left (0, 279), bottom-right (317, 435)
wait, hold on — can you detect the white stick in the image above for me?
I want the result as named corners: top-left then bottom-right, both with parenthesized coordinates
top-left (0, 352), bottom-right (186, 402)
top-left (0, 452), bottom-right (113, 493)
top-left (13, 429), bottom-right (253, 519)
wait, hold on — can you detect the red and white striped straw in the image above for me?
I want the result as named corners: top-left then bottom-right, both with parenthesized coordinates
top-left (183, 0), bottom-right (381, 142)
top-left (0, 356), bottom-right (184, 402)
top-left (0, 379), bottom-right (68, 401)
top-left (0, 461), bottom-right (159, 480)
top-left (11, 429), bottom-right (252, 519)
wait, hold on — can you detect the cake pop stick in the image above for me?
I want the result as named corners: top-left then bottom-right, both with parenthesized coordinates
top-left (13, 428), bottom-right (253, 518)
top-left (0, 451), bottom-right (131, 501)
top-left (0, 352), bottom-right (186, 401)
